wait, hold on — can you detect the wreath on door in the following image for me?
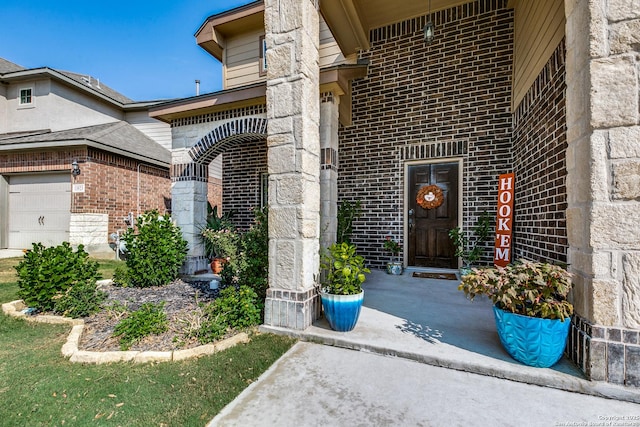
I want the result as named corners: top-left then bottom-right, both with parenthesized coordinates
top-left (416, 185), bottom-right (444, 210)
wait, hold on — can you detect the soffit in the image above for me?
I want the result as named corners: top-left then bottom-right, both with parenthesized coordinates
top-left (196, 2), bottom-right (265, 61)
top-left (321, 0), bottom-right (473, 54)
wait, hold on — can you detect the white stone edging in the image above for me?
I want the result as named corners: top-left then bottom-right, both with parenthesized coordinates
top-left (2, 299), bottom-right (249, 364)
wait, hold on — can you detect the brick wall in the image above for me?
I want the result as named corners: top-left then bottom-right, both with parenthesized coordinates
top-left (512, 40), bottom-right (568, 264)
top-left (223, 138), bottom-right (267, 230)
top-left (72, 148), bottom-right (170, 235)
top-left (339, 1), bottom-right (514, 268)
top-left (0, 147), bottom-right (171, 247)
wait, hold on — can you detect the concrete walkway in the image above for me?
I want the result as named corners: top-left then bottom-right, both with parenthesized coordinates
top-left (209, 268), bottom-right (640, 425)
top-left (209, 341), bottom-right (640, 427)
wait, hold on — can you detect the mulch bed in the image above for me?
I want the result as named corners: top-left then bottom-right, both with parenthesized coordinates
top-left (78, 280), bottom-right (220, 352)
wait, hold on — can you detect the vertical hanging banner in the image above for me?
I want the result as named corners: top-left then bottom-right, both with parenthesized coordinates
top-left (494, 173), bottom-right (515, 267)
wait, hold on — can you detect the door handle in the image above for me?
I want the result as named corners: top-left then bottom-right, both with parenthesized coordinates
top-left (38, 215), bottom-right (44, 226)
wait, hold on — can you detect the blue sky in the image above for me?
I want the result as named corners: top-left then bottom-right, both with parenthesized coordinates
top-left (0, 0), bottom-right (255, 101)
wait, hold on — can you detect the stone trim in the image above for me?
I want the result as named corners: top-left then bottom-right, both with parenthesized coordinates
top-left (370, 0), bottom-right (509, 44)
top-left (171, 162), bottom-right (208, 182)
top-left (264, 288), bottom-right (321, 330)
top-left (171, 104), bottom-right (266, 128)
top-left (569, 313), bottom-right (640, 387)
top-left (1, 298), bottom-right (250, 364)
top-left (188, 117), bottom-right (268, 165)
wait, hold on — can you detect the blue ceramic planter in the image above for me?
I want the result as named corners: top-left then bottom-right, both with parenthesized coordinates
top-left (320, 291), bottom-right (364, 332)
top-left (493, 306), bottom-right (570, 368)
top-left (386, 262), bottom-right (403, 275)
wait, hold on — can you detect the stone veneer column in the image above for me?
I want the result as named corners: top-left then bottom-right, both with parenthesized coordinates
top-left (320, 92), bottom-right (339, 250)
top-left (263, 0), bottom-right (321, 329)
top-left (170, 150), bottom-right (208, 274)
top-left (565, 0), bottom-right (640, 385)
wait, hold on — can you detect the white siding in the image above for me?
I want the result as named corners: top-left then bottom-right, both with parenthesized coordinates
top-left (319, 16), bottom-right (350, 68)
top-left (226, 29), bottom-right (265, 89)
top-left (209, 155), bottom-right (222, 180)
top-left (126, 111), bottom-right (172, 150)
top-left (224, 15), bottom-right (355, 89)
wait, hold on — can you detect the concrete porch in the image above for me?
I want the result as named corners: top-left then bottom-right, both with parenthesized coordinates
top-left (261, 268), bottom-right (640, 404)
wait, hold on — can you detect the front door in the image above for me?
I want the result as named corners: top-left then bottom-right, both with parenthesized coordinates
top-left (407, 162), bottom-right (459, 268)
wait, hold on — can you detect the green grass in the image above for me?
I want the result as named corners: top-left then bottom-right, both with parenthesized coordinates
top-left (0, 256), bottom-right (296, 426)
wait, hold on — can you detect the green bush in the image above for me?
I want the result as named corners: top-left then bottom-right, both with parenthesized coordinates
top-left (219, 207), bottom-right (269, 302)
top-left (120, 210), bottom-right (188, 288)
top-left (15, 242), bottom-right (100, 311)
top-left (320, 242), bottom-right (370, 295)
top-left (111, 265), bottom-right (129, 287)
top-left (237, 207), bottom-right (268, 300)
top-left (196, 286), bottom-right (262, 344)
top-left (53, 280), bottom-right (107, 318)
top-left (113, 302), bottom-right (168, 350)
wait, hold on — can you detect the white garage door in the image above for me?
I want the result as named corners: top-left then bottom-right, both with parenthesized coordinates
top-left (8, 173), bottom-right (71, 249)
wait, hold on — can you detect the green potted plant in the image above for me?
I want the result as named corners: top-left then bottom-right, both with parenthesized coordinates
top-left (459, 259), bottom-right (573, 368)
top-left (383, 236), bottom-right (403, 275)
top-left (319, 242), bottom-right (370, 331)
top-left (200, 204), bottom-right (235, 273)
top-left (448, 211), bottom-right (491, 275)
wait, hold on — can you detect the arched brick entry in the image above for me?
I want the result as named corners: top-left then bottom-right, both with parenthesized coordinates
top-left (171, 116), bottom-right (267, 274)
top-left (188, 117), bottom-right (267, 164)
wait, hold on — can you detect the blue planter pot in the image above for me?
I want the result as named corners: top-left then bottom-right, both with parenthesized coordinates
top-left (493, 306), bottom-right (570, 368)
top-left (386, 262), bottom-right (403, 275)
top-left (320, 291), bottom-right (364, 332)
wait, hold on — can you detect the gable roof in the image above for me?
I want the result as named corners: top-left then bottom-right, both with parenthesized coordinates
top-left (0, 58), bottom-right (25, 74)
top-left (57, 70), bottom-right (134, 104)
top-left (0, 121), bottom-right (170, 167)
top-left (0, 57), bottom-right (167, 107)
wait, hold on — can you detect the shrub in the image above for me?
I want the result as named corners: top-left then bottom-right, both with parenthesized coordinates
top-left (320, 242), bottom-right (370, 295)
top-left (113, 302), bottom-right (168, 350)
top-left (111, 265), bottom-right (129, 287)
top-left (15, 242), bottom-right (100, 311)
top-left (120, 210), bottom-right (188, 288)
top-left (200, 203), bottom-right (235, 259)
top-left (459, 259), bottom-right (573, 320)
top-left (336, 200), bottom-right (362, 244)
top-left (218, 207), bottom-right (269, 302)
top-left (448, 211), bottom-right (492, 267)
top-left (196, 286), bottom-right (262, 344)
top-left (53, 280), bottom-right (107, 318)
top-left (237, 207), bottom-right (268, 300)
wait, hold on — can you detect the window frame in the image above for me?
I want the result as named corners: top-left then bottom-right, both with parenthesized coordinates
top-left (18, 87), bottom-right (34, 107)
top-left (259, 35), bottom-right (267, 77)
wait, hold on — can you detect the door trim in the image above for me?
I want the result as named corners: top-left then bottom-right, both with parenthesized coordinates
top-left (403, 157), bottom-right (464, 267)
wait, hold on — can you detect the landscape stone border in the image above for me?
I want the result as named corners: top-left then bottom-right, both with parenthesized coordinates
top-left (1, 299), bottom-right (249, 364)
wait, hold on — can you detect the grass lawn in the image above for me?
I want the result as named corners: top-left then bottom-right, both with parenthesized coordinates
top-left (0, 257), bottom-right (296, 426)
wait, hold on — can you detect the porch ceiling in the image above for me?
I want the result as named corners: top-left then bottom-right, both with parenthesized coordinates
top-left (320, 0), bottom-right (473, 54)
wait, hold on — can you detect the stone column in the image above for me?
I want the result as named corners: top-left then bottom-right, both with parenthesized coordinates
top-left (170, 150), bottom-right (209, 274)
top-left (565, 0), bottom-right (640, 385)
top-left (320, 92), bottom-right (339, 250)
top-left (263, 0), bottom-right (321, 329)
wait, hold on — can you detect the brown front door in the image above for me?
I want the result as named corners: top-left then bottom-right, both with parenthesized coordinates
top-left (408, 162), bottom-right (459, 268)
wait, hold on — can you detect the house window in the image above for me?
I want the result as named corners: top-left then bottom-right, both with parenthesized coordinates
top-left (19, 87), bottom-right (33, 106)
top-left (259, 35), bottom-right (267, 76)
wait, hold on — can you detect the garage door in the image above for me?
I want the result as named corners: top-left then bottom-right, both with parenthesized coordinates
top-left (8, 173), bottom-right (71, 249)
